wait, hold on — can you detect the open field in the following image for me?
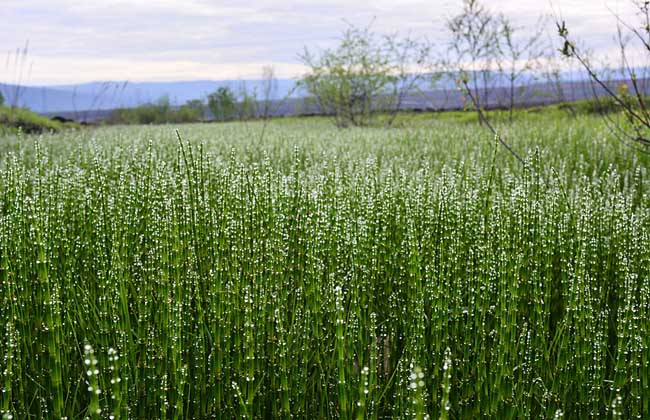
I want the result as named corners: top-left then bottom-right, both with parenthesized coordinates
top-left (0, 114), bottom-right (649, 418)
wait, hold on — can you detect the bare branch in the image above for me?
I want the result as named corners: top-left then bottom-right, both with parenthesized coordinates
top-left (461, 79), bottom-right (526, 165)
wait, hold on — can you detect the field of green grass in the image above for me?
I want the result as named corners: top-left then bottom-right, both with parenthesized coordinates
top-left (0, 113), bottom-right (649, 419)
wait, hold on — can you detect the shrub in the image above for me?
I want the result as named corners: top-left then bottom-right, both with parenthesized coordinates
top-left (207, 87), bottom-right (237, 122)
top-left (0, 105), bottom-right (78, 133)
top-left (109, 97), bottom-right (204, 125)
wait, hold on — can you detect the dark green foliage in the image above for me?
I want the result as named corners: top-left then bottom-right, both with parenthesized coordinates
top-left (0, 105), bottom-right (78, 134)
top-left (577, 95), bottom-right (622, 115)
top-left (561, 94), bottom-right (650, 117)
top-left (235, 82), bottom-right (258, 121)
top-left (207, 86), bottom-right (238, 121)
top-left (184, 99), bottom-right (205, 113)
top-left (109, 96), bottom-right (203, 125)
top-left (177, 101), bottom-right (205, 122)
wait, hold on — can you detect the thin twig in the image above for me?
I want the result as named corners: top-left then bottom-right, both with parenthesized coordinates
top-left (259, 84), bottom-right (300, 144)
top-left (461, 79), bottom-right (527, 166)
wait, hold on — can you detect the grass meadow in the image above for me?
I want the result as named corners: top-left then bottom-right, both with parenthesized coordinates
top-left (0, 114), bottom-right (649, 418)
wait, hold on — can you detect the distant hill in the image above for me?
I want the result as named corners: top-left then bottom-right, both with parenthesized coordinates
top-left (41, 77), bottom-right (634, 124)
top-left (0, 71), bottom-right (567, 115)
top-left (1, 69), bottom-right (629, 121)
top-left (0, 79), bottom-right (300, 114)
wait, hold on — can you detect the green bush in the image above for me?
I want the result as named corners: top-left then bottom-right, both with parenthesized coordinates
top-left (0, 106), bottom-right (78, 134)
top-left (207, 87), bottom-right (237, 121)
top-left (109, 96), bottom-right (204, 125)
top-left (576, 95), bottom-right (621, 114)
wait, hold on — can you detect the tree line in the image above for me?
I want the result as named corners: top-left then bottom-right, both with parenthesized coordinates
top-left (108, 66), bottom-right (280, 125)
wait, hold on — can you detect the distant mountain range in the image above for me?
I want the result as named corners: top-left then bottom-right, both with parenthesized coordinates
top-left (0, 71), bottom-right (570, 115)
top-left (0, 79), bottom-right (300, 114)
top-left (0, 69), bottom-right (619, 118)
top-left (34, 77), bottom-right (636, 124)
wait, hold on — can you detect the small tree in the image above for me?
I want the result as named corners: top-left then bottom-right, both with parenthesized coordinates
top-left (497, 15), bottom-right (547, 121)
top-left (540, 51), bottom-right (577, 117)
top-left (257, 65), bottom-right (301, 142)
top-left (236, 81), bottom-right (257, 120)
top-left (446, 0), bottom-right (500, 124)
top-left (177, 99), bottom-right (204, 122)
top-left (300, 23), bottom-right (428, 128)
top-left (0, 91), bottom-right (4, 107)
top-left (381, 33), bottom-right (430, 127)
top-left (257, 66), bottom-right (278, 143)
top-left (155, 95), bottom-right (172, 119)
top-left (259, 66), bottom-right (278, 121)
top-left (557, 1), bottom-right (650, 152)
top-left (207, 86), bottom-right (237, 122)
top-left (299, 23), bottom-right (395, 127)
top-left (184, 99), bottom-right (205, 113)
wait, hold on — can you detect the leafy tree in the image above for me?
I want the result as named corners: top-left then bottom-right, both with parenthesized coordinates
top-left (176, 99), bottom-right (204, 122)
top-left (299, 23), bottom-right (428, 128)
top-left (207, 86), bottom-right (237, 122)
top-left (155, 95), bottom-right (172, 120)
top-left (0, 91), bottom-right (4, 107)
top-left (299, 23), bottom-right (395, 127)
top-left (184, 99), bottom-right (205, 113)
top-left (109, 96), bottom-right (202, 124)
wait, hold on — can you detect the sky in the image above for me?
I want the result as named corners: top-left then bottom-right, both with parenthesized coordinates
top-left (0, 0), bottom-right (641, 86)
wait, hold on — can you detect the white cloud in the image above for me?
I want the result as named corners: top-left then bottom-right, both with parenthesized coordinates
top-left (1, 55), bottom-right (307, 84)
top-left (0, 0), bottom-right (644, 84)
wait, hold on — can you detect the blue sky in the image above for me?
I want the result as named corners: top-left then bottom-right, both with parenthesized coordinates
top-left (0, 0), bottom-right (638, 85)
